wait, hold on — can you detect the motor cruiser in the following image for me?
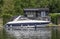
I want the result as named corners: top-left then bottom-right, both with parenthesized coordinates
top-left (5, 16), bottom-right (50, 30)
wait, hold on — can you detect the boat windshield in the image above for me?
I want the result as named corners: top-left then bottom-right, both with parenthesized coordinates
top-left (17, 17), bottom-right (30, 21)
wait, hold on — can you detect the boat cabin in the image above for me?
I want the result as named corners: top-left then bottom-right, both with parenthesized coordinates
top-left (24, 8), bottom-right (50, 20)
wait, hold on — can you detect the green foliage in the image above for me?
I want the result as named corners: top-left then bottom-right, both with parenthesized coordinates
top-left (0, 0), bottom-right (3, 6)
top-left (0, 0), bottom-right (60, 17)
top-left (49, 0), bottom-right (60, 12)
top-left (0, 0), bottom-right (60, 24)
top-left (1, 14), bottom-right (13, 25)
top-left (49, 13), bottom-right (60, 24)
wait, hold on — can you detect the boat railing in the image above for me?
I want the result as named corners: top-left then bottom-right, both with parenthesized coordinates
top-left (36, 16), bottom-right (51, 21)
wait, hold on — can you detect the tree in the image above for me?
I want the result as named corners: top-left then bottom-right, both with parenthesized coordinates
top-left (2, 0), bottom-right (15, 15)
top-left (1, 0), bottom-right (60, 16)
top-left (0, 0), bottom-right (3, 16)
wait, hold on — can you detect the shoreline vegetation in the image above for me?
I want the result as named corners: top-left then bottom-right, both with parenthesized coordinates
top-left (0, 0), bottom-right (60, 39)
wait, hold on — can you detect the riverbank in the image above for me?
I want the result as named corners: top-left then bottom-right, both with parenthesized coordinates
top-left (0, 18), bottom-right (3, 39)
top-left (0, 18), bottom-right (3, 30)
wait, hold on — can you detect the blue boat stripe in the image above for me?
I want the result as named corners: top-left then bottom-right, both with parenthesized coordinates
top-left (7, 23), bottom-right (49, 26)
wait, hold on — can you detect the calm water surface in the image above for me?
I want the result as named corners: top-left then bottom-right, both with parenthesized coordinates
top-left (5, 27), bottom-right (51, 39)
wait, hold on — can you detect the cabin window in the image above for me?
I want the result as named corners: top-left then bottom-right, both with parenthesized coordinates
top-left (38, 13), bottom-right (41, 17)
top-left (26, 11), bottom-right (36, 17)
top-left (41, 11), bottom-right (46, 17)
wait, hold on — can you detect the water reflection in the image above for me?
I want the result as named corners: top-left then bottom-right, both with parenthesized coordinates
top-left (6, 27), bottom-right (51, 39)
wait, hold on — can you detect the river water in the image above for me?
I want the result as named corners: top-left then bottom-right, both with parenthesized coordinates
top-left (5, 27), bottom-right (51, 39)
